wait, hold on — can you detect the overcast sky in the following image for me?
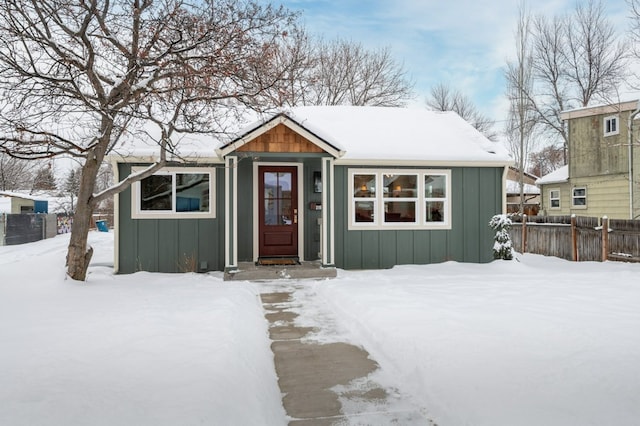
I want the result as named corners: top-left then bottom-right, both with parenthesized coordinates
top-left (273, 0), bottom-right (633, 128)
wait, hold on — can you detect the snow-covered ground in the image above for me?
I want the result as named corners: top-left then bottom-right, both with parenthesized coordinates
top-left (0, 232), bottom-right (286, 426)
top-left (2, 232), bottom-right (640, 425)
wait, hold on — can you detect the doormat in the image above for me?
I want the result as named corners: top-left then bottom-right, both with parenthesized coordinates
top-left (256, 257), bottom-right (299, 266)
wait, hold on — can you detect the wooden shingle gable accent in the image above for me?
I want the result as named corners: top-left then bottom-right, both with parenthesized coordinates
top-left (217, 113), bottom-right (344, 158)
top-left (236, 123), bottom-right (324, 153)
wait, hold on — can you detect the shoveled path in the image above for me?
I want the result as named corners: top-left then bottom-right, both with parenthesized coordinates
top-left (261, 290), bottom-right (433, 425)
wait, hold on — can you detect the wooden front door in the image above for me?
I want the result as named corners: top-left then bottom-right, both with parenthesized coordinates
top-left (258, 166), bottom-right (298, 257)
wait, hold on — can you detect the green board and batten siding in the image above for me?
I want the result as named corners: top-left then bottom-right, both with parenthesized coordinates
top-left (117, 163), bottom-right (226, 274)
top-left (333, 166), bottom-right (503, 269)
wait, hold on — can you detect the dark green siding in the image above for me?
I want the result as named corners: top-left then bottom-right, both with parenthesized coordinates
top-left (236, 160), bottom-right (254, 261)
top-left (116, 163), bottom-right (225, 274)
top-left (303, 158), bottom-right (323, 260)
top-left (333, 166), bottom-right (504, 269)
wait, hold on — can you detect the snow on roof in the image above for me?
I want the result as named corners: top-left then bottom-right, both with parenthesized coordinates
top-left (535, 165), bottom-right (568, 185)
top-left (0, 191), bottom-right (71, 214)
top-left (121, 106), bottom-right (513, 165)
top-left (280, 106), bottom-right (512, 164)
top-left (111, 123), bottom-right (219, 160)
top-left (0, 191), bottom-right (45, 201)
top-left (506, 180), bottom-right (540, 195)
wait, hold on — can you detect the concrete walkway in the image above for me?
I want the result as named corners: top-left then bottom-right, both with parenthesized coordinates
top-left (261, 290), bottom-right (433, 425)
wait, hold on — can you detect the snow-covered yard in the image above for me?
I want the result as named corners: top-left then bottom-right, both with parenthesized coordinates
top-left (1, 231), bottom-right (640, 425)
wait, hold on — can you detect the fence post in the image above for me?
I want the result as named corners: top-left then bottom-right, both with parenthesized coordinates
top-left (571, 214), bottom-right (577, 261)
top-left (521, 214), bottom-right (527, 253)
top-left (601, 216), bottom-right (609, 262)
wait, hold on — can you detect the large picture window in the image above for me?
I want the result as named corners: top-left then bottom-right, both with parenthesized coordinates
top-left (132, 167), bottom-right (215, 219)
top-left (349, 169), bottom-right (451, 230)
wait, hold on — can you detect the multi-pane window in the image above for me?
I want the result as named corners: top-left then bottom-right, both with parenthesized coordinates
top-left (424, 174), bottom-right (447, 223)
top-left (353, 174), bottom-right (377, 223)
top-left (350, 169), bottom-right (450, 229)
top-left (572, 187), bottom-right (587, 207)
top-left (604, 115), bottom-right (619, 136)
top-left (549, 189), bottom-right (560, 209)
top-left (133, 167), bottom-right (215, 218)
top-left (383, 174), bottom-right (417, 223)
top-left (263, 171), bottom-right (293, 225)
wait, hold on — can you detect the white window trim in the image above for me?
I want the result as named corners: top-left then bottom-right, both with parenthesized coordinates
top-left (549, 189), bottom-right (561, 210)
top-left (604, 115), bottom-right (619, 137)
top-left (572, 186), bottom-right (587, 209)
top-left (348, 169), bottom-right (451, 230)
top-left (131, 166), bottom-right (216, 219)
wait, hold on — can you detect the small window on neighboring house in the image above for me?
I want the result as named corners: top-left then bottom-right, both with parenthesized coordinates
top-left (572, 187), bottom-right (587, 208)
top-left (604, 115), bottom-right (619, 136)
top-left (132, 167), bottom-right (216, 219)
top-left (549, 189), bottom-right (560, 209)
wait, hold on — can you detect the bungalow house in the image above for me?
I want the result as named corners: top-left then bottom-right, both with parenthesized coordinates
top-left (112, 106), bottom-right (512, 276)
top-left (537, 100), bottom-right (640, 219)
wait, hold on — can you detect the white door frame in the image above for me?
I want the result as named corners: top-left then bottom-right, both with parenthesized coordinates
top-left (253, 162), bottom-right (304, 261)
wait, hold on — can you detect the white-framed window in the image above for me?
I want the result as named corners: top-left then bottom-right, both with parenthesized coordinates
top-left (349, 169), bottom-right (451, 230)
top-left (604, 115), bottom-right (619, 136)
top-left (572, 187), bottom-right (587, 208)
top-left (131, 167), bottom-right (216, 219)
top-left (549, 189), bottom-right (560, 209)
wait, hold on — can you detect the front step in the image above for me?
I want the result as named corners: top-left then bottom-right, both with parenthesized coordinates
top-left (223, 261), bottom-right (337, 281)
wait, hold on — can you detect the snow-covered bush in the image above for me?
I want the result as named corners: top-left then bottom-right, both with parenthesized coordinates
top-left (489, 214), bottom-right (513, 260)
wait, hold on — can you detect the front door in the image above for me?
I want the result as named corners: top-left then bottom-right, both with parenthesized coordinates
top-left (258, 166), bottom-right (298, 257)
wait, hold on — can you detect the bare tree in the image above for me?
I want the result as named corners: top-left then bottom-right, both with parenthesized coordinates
top-left (304, 39), bottom-right (414, 107)
top-left (0, 153), bottom-right (33, 191)
top-left (0, 0), bottom-right (299, 280)
top-left (528, 144), bottom-right (565, 177)
top-left (425, 82), bottom-right (497, 140)
top-left (31, 162), bottom-right (57, 193)
top-left (523, 0), bottom-right (627, 162)
top-left (505, 5), bottom-right (538, 215)
top-left (566, 0), bottom-right (626, 106)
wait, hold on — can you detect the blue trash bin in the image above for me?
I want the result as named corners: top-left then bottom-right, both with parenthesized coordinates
top-left (96, 220), bottom-right (108, 232)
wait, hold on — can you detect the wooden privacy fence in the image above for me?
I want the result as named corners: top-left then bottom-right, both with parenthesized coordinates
top-left (508, 215), bottom-right (640, 262)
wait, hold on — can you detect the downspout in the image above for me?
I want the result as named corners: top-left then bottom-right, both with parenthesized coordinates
top-left (628, 101), bottom-right (640, 219)
top-left (502, 165), bottom-right (509, 214)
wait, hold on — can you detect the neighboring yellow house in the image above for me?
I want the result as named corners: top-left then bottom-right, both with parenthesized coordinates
top-left (537, 100), bottom-right (640, 220)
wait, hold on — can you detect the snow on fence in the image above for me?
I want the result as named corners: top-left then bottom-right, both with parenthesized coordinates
top-left (509, 215), bottom-right (640, 262)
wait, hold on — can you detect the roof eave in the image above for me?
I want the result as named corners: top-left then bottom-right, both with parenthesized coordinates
top-left (334, 158), bottom-right (513, 167)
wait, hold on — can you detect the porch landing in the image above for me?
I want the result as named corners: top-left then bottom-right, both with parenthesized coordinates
top-left (223, 261), bottom-right (337, 281)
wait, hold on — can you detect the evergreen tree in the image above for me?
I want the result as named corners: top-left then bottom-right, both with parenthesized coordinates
top-left (489, 215), bottom-right (514, 260)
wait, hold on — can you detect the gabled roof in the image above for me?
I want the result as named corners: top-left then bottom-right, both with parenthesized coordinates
top-left (115, 106), bottom-right (513, 166)
top-left (219, 106), bottom-right (512, 166)
top-left (536, 165), bottom-right (569, 185)
top-left (216, 112), bottom-right (345, 158)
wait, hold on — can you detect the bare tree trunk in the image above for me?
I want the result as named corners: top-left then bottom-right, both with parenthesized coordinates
top-left (67, 148), bottom-right (103, 281)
